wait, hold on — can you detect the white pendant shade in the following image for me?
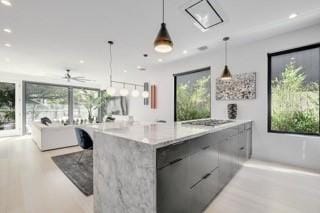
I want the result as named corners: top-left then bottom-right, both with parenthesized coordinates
top-left (154, 44), bottom-right (173, 53)
top-left (142, 91), bottom-right (149, 98)
top-left (106, 87), bottom-right (116, 96)
top-left (120, 88), bottom-right (129, 96)
top-left (131, 89), bottom-right (140, 97)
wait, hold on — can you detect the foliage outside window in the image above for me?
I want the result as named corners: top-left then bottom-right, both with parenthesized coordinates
top-left (24, 82), bottom-right (109, 133)
top-left (73, 88), bottom-right (109, 123)
top-left (175, 68), bottom-right (211, 121)
top-left (269, 45), bottom-right (320, 136)
top-left (0, 82), bottom-right (15, 131)
top-left (25, 83), bottom-right (69, 133)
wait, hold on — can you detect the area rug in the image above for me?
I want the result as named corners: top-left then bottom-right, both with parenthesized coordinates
top-left (52, 151), bottom-right (93, 196)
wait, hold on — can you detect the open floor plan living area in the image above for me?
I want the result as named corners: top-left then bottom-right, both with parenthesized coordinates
top-left (1, 0), bottom-right (320, 213)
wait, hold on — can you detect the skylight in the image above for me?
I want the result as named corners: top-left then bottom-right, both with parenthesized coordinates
top-left (185, 0), bottom-right (224, 30)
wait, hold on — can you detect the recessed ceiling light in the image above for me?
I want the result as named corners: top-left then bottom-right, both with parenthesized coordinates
top-left (123, 70), bottom-right (127, 73)
top-left (4, 43), bottom-right (11, 47)
top-left (1, 0), bottom-right (12, 6)
top-left (79, 60), bottom-right (85, 64)
top-left (158, 58), bottom-right (163, 62)
top-left (137, 65), bottom-right (142, 69)
top-left (183, 50), bottom-right (188, 54)
top-left (289, 13), bottom-right (297, 19)
top-left (3, 28), bottom-right (12, 33)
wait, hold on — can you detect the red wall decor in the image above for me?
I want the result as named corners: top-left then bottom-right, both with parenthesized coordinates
top-left (150, 85), bottom-right (157, 109)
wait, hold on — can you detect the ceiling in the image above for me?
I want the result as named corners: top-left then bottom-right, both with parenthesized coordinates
top-left (1, 0), bottom-right (320, 84)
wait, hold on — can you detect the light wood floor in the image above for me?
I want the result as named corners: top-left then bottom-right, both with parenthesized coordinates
top-left (1, 136), bottom-right (320, 213)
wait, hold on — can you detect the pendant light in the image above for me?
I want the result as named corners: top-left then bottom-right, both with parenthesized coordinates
top-left (106, 41), bottom-right (116, 96)
top-left (119, 83), bottom-right (129, 96)
top-left (131, 85), bottom-right (140, 97)
top-left (154, 0), bottom-right (173, 53)
top-left (221, 37), bottom-right (232, 80)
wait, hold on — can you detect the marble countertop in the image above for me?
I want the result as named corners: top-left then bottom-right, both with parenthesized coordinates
top-left (93, 120), bottom-right (252, 148)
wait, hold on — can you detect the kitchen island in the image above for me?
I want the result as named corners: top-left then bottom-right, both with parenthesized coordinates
top-left (94, 120), bottom-right (252, 213)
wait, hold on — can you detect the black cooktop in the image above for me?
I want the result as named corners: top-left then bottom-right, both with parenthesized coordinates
top-left (182, 119), bottom-right (233, 126)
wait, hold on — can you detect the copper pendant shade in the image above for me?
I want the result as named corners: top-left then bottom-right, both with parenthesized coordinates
top-left (221, 37), bottom-right (232, 80)
top-left (154, 0), bottom-right (173, 53)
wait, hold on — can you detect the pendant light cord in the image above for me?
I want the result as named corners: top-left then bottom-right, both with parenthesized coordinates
top-left (108, 42), bottom-right (113, 86)
top-left (162, 0), bottom-right (165, 23)
top-left (225, 39), bottom-right (227, 66)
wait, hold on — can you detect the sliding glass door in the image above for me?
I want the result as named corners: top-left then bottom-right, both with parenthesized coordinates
top-left (73, 88), bottom-right (100, 124)
top-left (23, 82), bottom-right (101, 134)
top-left (25, 83), bottom-right (69, 133)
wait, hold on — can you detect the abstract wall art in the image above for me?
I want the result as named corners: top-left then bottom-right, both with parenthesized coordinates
top-left (216, 72), bottom-right (256, 100)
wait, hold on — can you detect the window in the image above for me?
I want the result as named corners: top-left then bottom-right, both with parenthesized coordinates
top-left (268, 44), bottom-right (320, 136)
top-left (73, 88), bottom-right (100, 123)
top-left (25, 83), bottom-right (69, 133)
top-left (23, 82), bottom-right (102, 133)
top-left (0, 82), bottom-right (16, 131)
top-left (174, 67), bottom-right (211, 121)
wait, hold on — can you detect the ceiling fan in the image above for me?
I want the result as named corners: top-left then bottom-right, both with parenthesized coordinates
top-left (63, 69), bottom-right (93, 83)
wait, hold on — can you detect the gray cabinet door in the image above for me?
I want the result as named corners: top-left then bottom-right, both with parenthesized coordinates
top-left (157, 141), bottom-right (190, 169)
top-left (230, 135), bottom-right (240, 176)
top-left (218, 138), bottom-right (233, 188)
top-left (187, 134), bottom-right (218, 187)
top-left (190, 169), bottom-right (219, 213)
top-left (238, 131), bottom-right (247, 167)
top-left (157, 158), bottom-right (190, 213)
top-left (245, 128), bottom-right (252, 159)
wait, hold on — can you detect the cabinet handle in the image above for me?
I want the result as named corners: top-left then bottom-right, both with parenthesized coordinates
top-left (240, 147), bottom-right (245, 151)
top-left (202, 145), bottom-right (210, 150)
top-left (202, 173), bottom-right (211, 179)
top-left (169, 158), bottom-right (182, 165)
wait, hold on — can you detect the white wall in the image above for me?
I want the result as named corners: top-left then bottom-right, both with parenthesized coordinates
top-left (129, 24), bottom-right (320, 172)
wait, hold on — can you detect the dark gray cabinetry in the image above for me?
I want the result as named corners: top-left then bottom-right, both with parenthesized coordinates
top-left (190, 168), bottom-right (219, 213)
top-left (238, 127), bottom-right (247, 166)
top-left (245, 124), bottom-right (252, 159)
top-left (187, 134), bottom-right (218, 187)
top-left (157, 155), bottom-right (190, 213)
top-left (157, 122), bottom-right (252, 213)
top-left (218, 137), bottom-right (233, 187)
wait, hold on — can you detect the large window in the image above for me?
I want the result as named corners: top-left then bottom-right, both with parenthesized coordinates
top-left (73, 88), bottom-right (100, 123)
top-left (0, 82), bottom-right (16, 131)
top-left (174, 67), bottom-right (211, 121)
top-left (25, 83), bottom-right (69, 133)
top-left (268, 44), bottom-right (320, 136)
top-left (23, 82), bottom-right (102, 133)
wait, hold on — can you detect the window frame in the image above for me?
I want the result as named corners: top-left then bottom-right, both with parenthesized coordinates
top-left (267, 43), bottom-right (320, 137)
top-left (173, 67), bottom-right (211, 122)
top-left (22, 81), bottom-right (101, 134)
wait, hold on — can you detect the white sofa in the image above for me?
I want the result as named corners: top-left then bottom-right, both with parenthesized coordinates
top-left (31, 122), bottom-right (96, 151)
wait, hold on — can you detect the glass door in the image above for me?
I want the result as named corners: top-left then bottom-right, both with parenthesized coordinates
top-left (24, 83), bottom-right (69, 134)
top-left (0, 81), bottom-right (18, 136)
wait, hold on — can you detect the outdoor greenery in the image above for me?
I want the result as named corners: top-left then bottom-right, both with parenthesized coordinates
top-left (0, 83), bottom-right (15, 130)
top-left (25, 83), bottom-right (110, 132)
top-left (73, 89), bottom-right (110, 123)
top-left (26, 84), bottom-right (69, 130)
top-left (271, 60), bottom-right (319, 134)
top-left (176, 75), bottom-right (211, 121)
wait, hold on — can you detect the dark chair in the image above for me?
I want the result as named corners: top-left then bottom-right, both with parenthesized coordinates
top-left (74, 128), bottom-right (93, 164)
